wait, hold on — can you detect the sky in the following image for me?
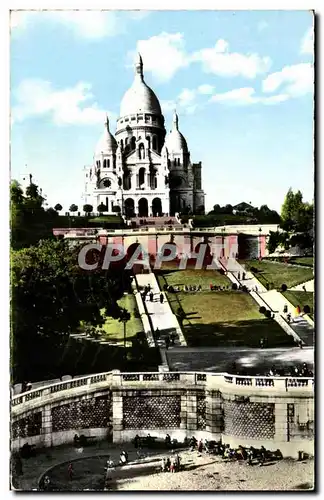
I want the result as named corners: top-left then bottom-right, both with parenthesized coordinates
top-left (10, 9), bottom-right (314, 213)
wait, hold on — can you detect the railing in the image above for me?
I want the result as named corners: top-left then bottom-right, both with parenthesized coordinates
top-left (11, 371), bottom-right (314, 408)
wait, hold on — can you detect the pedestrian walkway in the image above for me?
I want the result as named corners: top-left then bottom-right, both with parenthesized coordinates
top-left (135, 272), bottom-right (187, 348)
top-left (290, 279), bottom-right (314, 292)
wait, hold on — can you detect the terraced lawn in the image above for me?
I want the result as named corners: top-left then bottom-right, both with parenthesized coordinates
top-left (242, 260), bottom-right (314, 289)
top-left (80, 294), bottom-right (144, 346)
top-left (157, 270), bottom-right (295, 348)
top-left (283, 291), bottom-right (314, 320)
top-left (155, 268), bottom-right (230, 290)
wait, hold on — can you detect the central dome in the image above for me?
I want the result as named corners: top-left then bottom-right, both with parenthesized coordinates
top-left (119, 54), bottom-right (162, 117)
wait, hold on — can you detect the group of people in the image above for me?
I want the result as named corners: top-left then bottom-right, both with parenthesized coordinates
top-left (189, 437), bottom-right (281, 466)
top-left (161, 453), bottom-right (181, 473)
top-left (141, 285), bottom-right (164, 304)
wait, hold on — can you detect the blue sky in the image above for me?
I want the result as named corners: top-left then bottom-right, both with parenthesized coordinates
top-left (10, 10), bottom-right (314, 212)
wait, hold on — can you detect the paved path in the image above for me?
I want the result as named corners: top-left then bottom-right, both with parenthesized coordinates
top-left (290, 279), bottom-right (314, 292)
top-left (135, 272), bottom-right (187, 347)
top-left (165, 346), bottom-right (314, 373)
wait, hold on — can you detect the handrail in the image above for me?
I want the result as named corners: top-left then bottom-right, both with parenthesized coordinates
top-left (11, 371), bottom-right (314, 407)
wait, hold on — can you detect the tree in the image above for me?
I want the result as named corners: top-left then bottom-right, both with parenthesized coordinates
top-left (11, 239), bottom-right (131, 382)
top-left (281, 188), bottom-right (304, 231)
top-left (54, 204), bottom-right (63, 212)
top-left (83, 204), bottom-right (93, 215)
top-left (69, 204), bottom-right (78, 213)
top-left (11, 180), bottom-right (56, 250)
top-left (97, 203), bottom-right (106, 213)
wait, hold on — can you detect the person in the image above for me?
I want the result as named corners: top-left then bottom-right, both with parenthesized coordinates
top-left (155, 328), bottom-right (160, 340)
top-left (161, 457), bottom-right (167, 472)
top-left (165, 336), bottom-right (170, 350)
top-left (296, 305), bottom-right (301, 315)
top-left (170, 332), bottom-right (176, 346)
top-left (260, 338), bottom-right (264, 348)
top-left (287, 313), bottom-right (291, 323)
top-left (119, 451), bottom-right (127, 465)
top-left (150, 291), bottom-right (154, 302)
top-left (175, 453), bottom-right (181, 471)
top-left (283, 304), bottom-right (288, 314)
top-left (259, 446), bottom-right (266, 466)
top-left (299, 340), bottom-right (303, 349)
top-left (197, 439), bottom-right (203, 453)
top-left (160, 293), bottom-right (164, 303)
top-left (247, 448), bottom-right (254, 466)
top-left (238, 272), bottom-right (241, 280)
top-left (43, 475), bottom-right (51, 490)
top-left (242, 272), bottom-right (246, 280)
top-left (68, 463), bottom-right (73, 480)
top-left (134, 434), bottom-right (140, 448)
top-left (165, 434), bottom-right (171, 448)
top-left (198, 284), bottom-right (202, 291)
top-left (303, 285), bottom-right (307, 293)
top-left (170, 460), bottom-right (176, 473)
top-left (165, 457), bottom-right (171, 471)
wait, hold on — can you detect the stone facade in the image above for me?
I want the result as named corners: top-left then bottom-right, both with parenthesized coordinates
top-left (83, 54), bottom-right (205, 216)
top-left (11, 371), bottom-right (314, 458)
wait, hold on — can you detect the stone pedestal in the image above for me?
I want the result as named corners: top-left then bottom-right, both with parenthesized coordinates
top-left (112, 392), bottom-right (123, 442)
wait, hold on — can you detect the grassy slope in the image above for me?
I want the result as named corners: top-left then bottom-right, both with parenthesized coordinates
top-left (157, 270), bottom-right (294, 348)
top-left (243, 260), bottom-right (313, 289)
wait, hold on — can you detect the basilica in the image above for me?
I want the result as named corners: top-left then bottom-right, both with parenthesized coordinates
top-left (83, 54), bottom-right (205, 217)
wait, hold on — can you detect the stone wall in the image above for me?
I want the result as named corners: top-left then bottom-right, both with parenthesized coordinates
top-left (11, 371), bottom-right (314, 458)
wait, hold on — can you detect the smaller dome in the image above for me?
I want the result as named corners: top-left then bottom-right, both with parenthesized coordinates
top-left (164, 111), bottom-right (188, 153)
top-left (95, 115), bottom-right (117, 156)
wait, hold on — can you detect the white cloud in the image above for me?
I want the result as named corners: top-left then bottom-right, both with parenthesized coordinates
top-left (12, 79), bottom-right (114, 126)
top-left (54, 11), bottom-right (122, 39)
top-left (262, 63), bottom-right (313, 97)
top-left (210, 87), bottom-right (289, 106)
top-left (257, 21), bottom-right (268, 32)
top-left (10, 10), bottom-right (150, 39)
top-left (178, 88), bottom-right (196, 106)
top-left (132, 34), bottom-right (271, 82)
top-left (134, 32), bottom-right (189, 82)
top-left (192, 40), bottom-right (271, 79)
top-left (197, 84), bottom-right (215, 95)
top-left (300, 26), bottom-right (314, 55)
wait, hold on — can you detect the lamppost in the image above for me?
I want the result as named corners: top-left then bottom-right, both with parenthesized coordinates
top-left (259, 227), bottom-right (262, 260)
top-left (221, 227), bottom-right (226, 258)
top-left (119, 308), bottom-right (131, 362)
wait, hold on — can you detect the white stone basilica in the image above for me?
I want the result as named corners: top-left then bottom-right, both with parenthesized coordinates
top-left (83, 54), bottom-right (205, 217)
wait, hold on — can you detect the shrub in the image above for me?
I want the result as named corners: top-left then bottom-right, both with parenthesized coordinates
top-left (219, 268), bottom-right (225, 275)
top-left (251, 266), bottom-right (258, 273)
top-left (259, 306), bottom-right (266, 314)
top-left (281, 284), bottom-right (287, 292)
top-left (231, 283), bottom-right (238, 291)
top-left (303, 305), bottom-right (311, 314)
top-left (265, 310), bottom-right (272, 319)
top-left (241, 285), bottom-right (248, 293)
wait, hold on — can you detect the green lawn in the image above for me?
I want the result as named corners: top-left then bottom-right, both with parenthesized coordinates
top-left (82, 294), bottom-right (143, 346)
top-left (155, 268), bottom-right (230, 289)
top-left (289, 257), bottom-right (314, 267)
top-left (282, 291), bottom-right (314, 320)
top-left (157, 270), bottom-right (295, 348)
top-left (242, 260), bottom-right (313, 289)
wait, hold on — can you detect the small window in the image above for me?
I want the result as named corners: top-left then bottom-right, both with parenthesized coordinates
top-left (107, 159), bottom-right (110, 168)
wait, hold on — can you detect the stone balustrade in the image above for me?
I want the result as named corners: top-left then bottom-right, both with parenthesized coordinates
top-left (11, 370), bottom-right (314, 458)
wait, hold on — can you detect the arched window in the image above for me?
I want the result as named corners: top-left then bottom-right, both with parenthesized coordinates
top-left (131, 136), bottom-right (136, 150)
top-left (152, 136), bottom-right (157, 151)
top-left (96, 160), bottom-right (100, 168)
top-left (139, 144), bottom-right (145, 160)
top-left (107, 159), bottom-right (110, 168)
